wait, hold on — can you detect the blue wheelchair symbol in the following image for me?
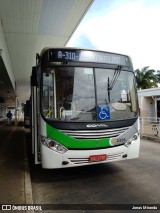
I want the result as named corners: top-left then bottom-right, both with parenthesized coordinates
top-left (98, 106), bottom-right (110, 120)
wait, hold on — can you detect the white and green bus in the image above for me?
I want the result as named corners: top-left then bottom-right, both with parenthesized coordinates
top-left (31, 48), bottom-right (140, 169)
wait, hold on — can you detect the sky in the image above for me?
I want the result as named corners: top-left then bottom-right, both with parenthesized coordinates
top-left (67, 0), bottom-right (160, 70)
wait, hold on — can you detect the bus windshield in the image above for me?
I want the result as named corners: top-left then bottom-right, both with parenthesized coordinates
top-left (42, 67), bottom-right (137, 121)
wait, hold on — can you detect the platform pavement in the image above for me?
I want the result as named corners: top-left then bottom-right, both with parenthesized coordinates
top-left (0, 119), bottom-right (33, 213)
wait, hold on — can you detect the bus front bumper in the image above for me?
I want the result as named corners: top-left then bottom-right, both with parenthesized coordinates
top-left (41, 137), bottom-right (140, 169)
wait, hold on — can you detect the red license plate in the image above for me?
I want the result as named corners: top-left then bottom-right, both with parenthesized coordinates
top-left (89, 154), bottom-right (107, 162)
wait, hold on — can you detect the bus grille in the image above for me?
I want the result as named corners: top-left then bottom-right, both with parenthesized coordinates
top-left (68, 152), bottom-right (124, 164)
top-left (60, 126), bottom-right (130, 139)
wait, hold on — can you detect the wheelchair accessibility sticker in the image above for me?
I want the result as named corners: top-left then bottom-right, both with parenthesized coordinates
top-left (98, 106), bottom-right (110, 120)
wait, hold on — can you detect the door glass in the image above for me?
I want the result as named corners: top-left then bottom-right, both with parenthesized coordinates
top-left (42, 71), bottom-right (55, 118)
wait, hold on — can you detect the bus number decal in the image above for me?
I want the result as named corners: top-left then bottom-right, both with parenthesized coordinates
top-left (110, 138), bottom-right (126, 146)
top-left (65, 52), bottom-right (76, 60)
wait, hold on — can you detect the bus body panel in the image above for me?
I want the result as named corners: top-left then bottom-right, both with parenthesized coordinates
top-left (40, 116), bottom-right (47, 137)
top-left (39, 107), bottom-right (140, 169)
top-left (40, 118), bottom-right (140, 169)
top-left (127, 137), bottom-right (140, 159)
top-left (41, 140), bottom-right (140, 169)
top-left (41, 144), bottom-right (63, 169)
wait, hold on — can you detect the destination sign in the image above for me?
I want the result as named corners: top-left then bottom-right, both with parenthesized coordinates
top-left (47, 49), bottom-right (130, 66)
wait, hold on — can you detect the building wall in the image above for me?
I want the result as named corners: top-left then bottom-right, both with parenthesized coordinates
top-left (139, 96), bottom-right (156, 118)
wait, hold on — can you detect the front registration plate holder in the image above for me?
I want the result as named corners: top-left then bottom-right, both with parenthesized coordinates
top-left (89, 154), bottom-right (107, 162)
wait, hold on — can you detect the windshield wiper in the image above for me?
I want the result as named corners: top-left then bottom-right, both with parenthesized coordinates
top-left (107, 65), bottom-right (122, 103)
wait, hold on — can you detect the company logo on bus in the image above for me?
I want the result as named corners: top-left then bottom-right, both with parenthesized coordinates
top-left (86, 124), bottom-right (108, 128)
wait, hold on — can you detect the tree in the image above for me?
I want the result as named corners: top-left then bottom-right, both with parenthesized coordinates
top-left (135, 66), bottom-right (160, 89)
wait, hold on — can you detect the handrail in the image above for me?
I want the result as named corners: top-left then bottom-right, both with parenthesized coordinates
top-left (60, 107), bottom-right (65, 118)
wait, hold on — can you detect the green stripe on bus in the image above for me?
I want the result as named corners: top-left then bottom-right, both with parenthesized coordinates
top-left (46, 123), bottom-right (111, 149)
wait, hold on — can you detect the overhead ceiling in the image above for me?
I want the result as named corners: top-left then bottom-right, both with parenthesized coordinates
top-left (0, 0), bottom-right (93, 107)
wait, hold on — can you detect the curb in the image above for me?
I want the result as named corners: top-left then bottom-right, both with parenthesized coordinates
top-left (24, 134), bottom-right (34, 213)
top-left (141, 135), bottom-right (160, 142)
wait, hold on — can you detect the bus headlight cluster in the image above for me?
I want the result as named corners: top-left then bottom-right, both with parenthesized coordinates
top-left (124, 133), bottom-right (139, 147)
top-left (41, 136), bottom-right (68, 154)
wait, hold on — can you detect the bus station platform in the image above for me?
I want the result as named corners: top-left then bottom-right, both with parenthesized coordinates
top-left (0, 119), bottom-right (33, 207)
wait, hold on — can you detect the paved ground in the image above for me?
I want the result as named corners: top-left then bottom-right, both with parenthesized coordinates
top-left (0, 119), bottom-right (160, 213)
top-left (0, 120), bottom-right (25, 204)
top-left (26, 131), bottom-right (160, 213)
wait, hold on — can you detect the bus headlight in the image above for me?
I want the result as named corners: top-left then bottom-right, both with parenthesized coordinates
top-left (124, 133), bottom-right (139, 147)
top-left (41, 136), bottom-right (68, 154)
